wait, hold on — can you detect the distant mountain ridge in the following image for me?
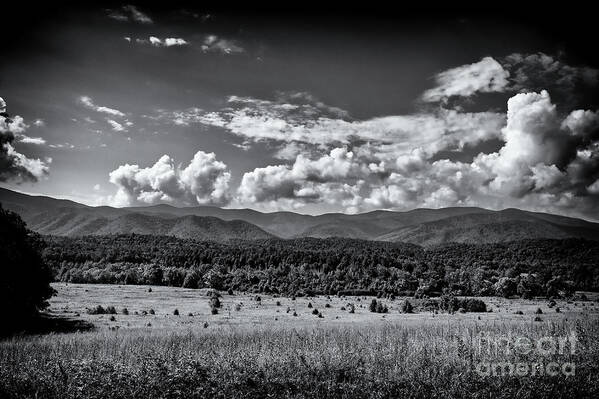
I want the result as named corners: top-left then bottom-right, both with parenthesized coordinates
top-left (1, 187), bottom-right (598, 245)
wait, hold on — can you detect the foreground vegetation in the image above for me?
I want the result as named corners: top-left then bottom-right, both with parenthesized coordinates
top-left (43, 234), bottom-right (599, 297)
top-left (1, 318), bottom-right (598, 398)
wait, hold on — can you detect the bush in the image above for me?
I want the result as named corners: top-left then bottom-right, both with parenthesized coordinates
top-left (308, 302), bottom-right (313, 308)
top-left (210, 297), bottom-right (221, 309)
top-left (535, 308), bottom-right (543, 314)
top-left (400, 300), bottom-right (414, 314)
top-left (534, 316), bottom-right (543, 322)
top-left (369, 299), bottom-right (378, 313)
top-left (88, 305), bottom-right (106, 315)
top-left (276, 301), bottom-right (281, 306)
top-left (121, 308), bottom-right (129, 315)
top-left (235, 303), bottom-right (242, 311)
top-left (227, 288), bottom-right (234, 295)
top-left (149, 309), bottom-right (155, 315)
top-left (325, 303), bottom-right (331, 308)
top-left (312, 308), bottom-right (319, 315)
top-left (348, 304), bottom-right (355, 314)
top-left (109, 315), bottom-right (116, 321)
top-left (0, 205), bottom-right (54, 334)
top-left (173, 309), bottom-right (179, 316)
top-left (106, 306), bottom-right (117, 315)
top-left (211, 307), bottom-right (218, 315)
top-left (555, 307), bottom-right (561, 313)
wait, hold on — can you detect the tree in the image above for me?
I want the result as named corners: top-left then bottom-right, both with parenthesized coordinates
top-left (0, 205), bottom-right (54, 334)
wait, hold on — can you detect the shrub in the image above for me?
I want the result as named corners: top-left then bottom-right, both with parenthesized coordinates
top-left (203, 322), bottom-right (209, 328)
top-left (377, 302), bottom-right (388, 313)
top-left (188, 312), bottom-right (193, 317)
top-left (211, 307), bottom-right (218, 315)
top-left (534, 316), bottom-right (543, 322)
top-left (515, 310), bottom-right (524, 315)
top-left (121, 308), bottom-right (129, 315)
top-left (276, 301), bottom-right (281, 306)
top-left (106, 306), bottom-right (117, 315)
top-left (210, 297), bottom-right (221, 309)
top-left (293, 311), bottom-right (298, 316)
top-left (235, 303), bottom-right (242, 311)
top-left (254, 296), bottom-right (261, 302)
top-left (535, 308), bottom-right (543, 314)
top-left (109, 315), bottom-right (116, 322)
top-left (149, 309), bottom-right (155, 315)
top-left (325, 303), bottom-right (331, 308)
top-left (173, 309), bottom-right (179, 316)
top-left (369, 299), bottom-right (378, 312)
top-left (227, 288), bottom-right (234, 295)
top-left (312, 308), bottom-right (319, 315)
top-left (348, 304), bottom-right (355, 314)
top-left (400, 300), bottom-right (414, 314)
top-left (548, 300), bottom-right (557, 308)
top-left (88, 305), bottom-right (106, 315)
top-left (308, 302), bottom-right (313, 308)
top-left (555, 307), bottom-right (561, 313)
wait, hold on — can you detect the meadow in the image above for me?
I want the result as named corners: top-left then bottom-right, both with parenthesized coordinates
top-left (1, 283), bottom-right (598, 398)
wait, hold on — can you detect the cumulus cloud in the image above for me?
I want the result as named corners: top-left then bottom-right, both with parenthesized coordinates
top-left (108, 5), bottom-right (153, 24)
top-left (109, 150), bottom-right (231, 207)
top-left (201, 35), bottom-right (244, 54)
top-left (80, 96), bottom-right (125, 117)
top-left (233, 90), bottom-right (599, 218)
top-left (1, 98), bottom-right (50, 182)
top-left (421, 56), bottom-right (510, 102)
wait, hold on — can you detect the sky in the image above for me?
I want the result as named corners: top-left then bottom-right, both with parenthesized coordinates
top-left (1, 4), bottom-right (599, 219)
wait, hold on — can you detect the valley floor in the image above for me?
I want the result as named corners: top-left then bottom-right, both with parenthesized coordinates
top-left (1, 283), bottom-right (599, 398)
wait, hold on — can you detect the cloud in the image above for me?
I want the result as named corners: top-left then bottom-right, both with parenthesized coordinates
top-left (109, 150), bottom-right (231, 207)
top-left (237, 148), bottom-right (369, 209)
top-left (421, 53), bottom-right (599, 105)
top-left (108, 5), bottom-right (153, 24)
top-left (80, 96), bottom-right (125, 117)
top-left (502, 53), bottom-right (599, 95)
top-left (133, 36), bottom-right (189, 47)
top-left (18, 135), bottom-right (46, 145)
top-left (196, 93), bottom-right (505, 159)
top-left (201, 35), bottom-right (244, 54)
top-left (107, 119), bottom-right (126, 132)
top-left (233, 90), bottom-right (599, 218)
top-left (1, 99), bottom-right (50, 182)
top-left (421, 56), bottom-right (510, 102)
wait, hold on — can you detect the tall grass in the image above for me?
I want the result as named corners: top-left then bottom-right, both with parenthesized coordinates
top-left (1, 319), bottom-right (598, 398)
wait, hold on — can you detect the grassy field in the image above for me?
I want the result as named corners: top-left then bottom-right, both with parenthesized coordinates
top-left (1, 283), bottom-right (599, 398)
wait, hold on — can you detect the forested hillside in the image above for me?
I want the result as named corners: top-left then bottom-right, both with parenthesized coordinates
top-left (42, 235), bottom-right (599, 297)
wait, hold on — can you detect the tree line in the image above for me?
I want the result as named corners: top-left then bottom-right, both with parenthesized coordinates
top-left (42, 234), bottom-right (599, 298)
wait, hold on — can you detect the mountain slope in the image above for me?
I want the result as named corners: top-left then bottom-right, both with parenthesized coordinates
top-left (1, 187), bottom-right (598, 244)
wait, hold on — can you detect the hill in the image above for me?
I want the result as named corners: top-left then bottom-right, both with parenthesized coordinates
top-left (1, 187), bottom-right (598, 244)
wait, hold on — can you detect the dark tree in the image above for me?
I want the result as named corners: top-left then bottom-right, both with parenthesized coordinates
top-left (0, 204), bottom-right (54, 334)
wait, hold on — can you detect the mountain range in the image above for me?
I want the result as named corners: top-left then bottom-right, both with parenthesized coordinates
top-left (1, 187), bottom-right (598, 245)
